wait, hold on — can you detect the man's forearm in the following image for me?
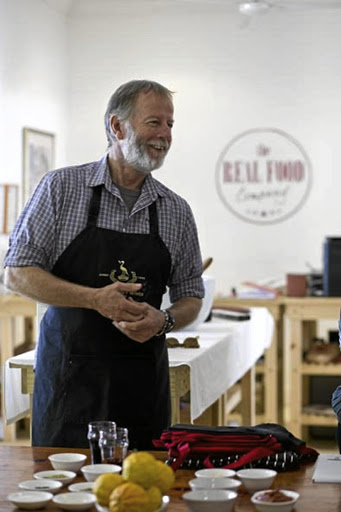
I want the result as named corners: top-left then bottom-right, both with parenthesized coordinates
top-left (4, 266), bottom-right (96, 308)
top-left (168, 296), bottom-right (202, 331)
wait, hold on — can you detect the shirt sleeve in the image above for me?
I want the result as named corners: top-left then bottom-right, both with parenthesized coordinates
top-left (332, 385), bottom-right (341, 423)
top-left (168, 203), bottom-right (205, 303)
top-left (4, 172), bottom-right (61, 271)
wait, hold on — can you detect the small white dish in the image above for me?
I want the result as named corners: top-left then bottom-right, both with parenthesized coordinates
top-left (18, 478), bottom-right (63, 494)
top-left (7, 491), bottom-right (53, 510)
top-left (81, 463), bottom-right (121, 482)
top-left (95, 494), bottom-right (170, 512)
top-left (48, 453), bottom-right (87, 472)
top-left (53, 491), bottom-right (97, 510)
top-left (189, 477), bottom-right (241, 490)
top-left (68, 482), bottom-right (94, 493)
top-left (183, 489), bottom-right (237, 512)
top-left (251, 489), bottom-right (300, 512)
top-left (236, 468), bottom-right (277, 493)
top-left (195, 468), bottom-right (236, 479)
top-left (34, 469), bottom-right (77, 486)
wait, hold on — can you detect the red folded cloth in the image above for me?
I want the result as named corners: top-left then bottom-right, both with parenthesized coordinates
top-left (153, 424), bottom-right (319, 471)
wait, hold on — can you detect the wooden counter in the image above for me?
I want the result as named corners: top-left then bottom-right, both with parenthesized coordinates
top-left (0, 445), bottom-right (336, 512)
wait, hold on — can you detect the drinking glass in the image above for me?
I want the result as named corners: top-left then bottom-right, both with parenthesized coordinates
top-left (100, 427), bottom-right (129, 466)
top-left (112, 427), bottom-right (129, 465)
top-left (87, 421), bottom-right (116, 464)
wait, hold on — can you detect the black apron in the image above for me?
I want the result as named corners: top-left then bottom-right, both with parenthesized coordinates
top-left (32, 185), bottom-right (171, 450)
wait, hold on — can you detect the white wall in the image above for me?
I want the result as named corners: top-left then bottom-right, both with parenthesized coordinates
top-left (66, 0), bottom-right (341, 293)
top-left (0, 0), bottom-right (69, 206)
top-left (2, 0), bottom-right (341, 295)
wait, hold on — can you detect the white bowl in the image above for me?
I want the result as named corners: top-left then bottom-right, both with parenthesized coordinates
top-left (236, 468), bottom-right (277, 492)
top-left (189, 477), bottom-right (241, 490)
top-left (34, 469), bottom-right (77, 486)
top-left (18, 478), bottom-right (63, 494)
top-left (251, 489), bottom-right (300, 512)
top-left (68, 482), bottom-right (94, 493)
top-left (162, 275), bottom-right (215, 331)
top-left (7, 491), bottom-right (53, 510)
top-left (195, 468), bottom-right (236, 479)
top-left (53, 491), bottom-right (97, 510)
top-left (183, 489), bottom-right (237, 512)
top-left (81, 463), bottom-right (121, 482)
top-left (48, 453), bottom-right (87, 472)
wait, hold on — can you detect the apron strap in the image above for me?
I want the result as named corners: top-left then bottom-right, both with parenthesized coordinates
top-left (148, 202), bottom-right (159, 236)
top-left (87, 185), bottom-right (102, 227)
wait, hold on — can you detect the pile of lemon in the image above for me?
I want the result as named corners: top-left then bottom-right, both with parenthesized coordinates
top-left (93, 451), bottom-right (175, 512)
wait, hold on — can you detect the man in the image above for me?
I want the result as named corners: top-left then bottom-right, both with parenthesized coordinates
top-left (4, 80), bottom-right (204, 450)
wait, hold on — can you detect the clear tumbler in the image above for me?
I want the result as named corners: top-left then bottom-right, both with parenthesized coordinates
top-left (100, 426), bottom-right (129, 466)
top-left (87, 420), bottom-right (116, 464)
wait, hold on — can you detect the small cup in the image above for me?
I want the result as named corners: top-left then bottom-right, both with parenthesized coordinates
top-left (87, 421), bottom-right (116, 464)
top-left (100, 427), bottom-right (129, 466)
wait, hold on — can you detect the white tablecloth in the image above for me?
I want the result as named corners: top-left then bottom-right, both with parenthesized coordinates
top-left (168, 307), bottom-right (274, 420)
top-left (4, 307), bottom-right (273, 424)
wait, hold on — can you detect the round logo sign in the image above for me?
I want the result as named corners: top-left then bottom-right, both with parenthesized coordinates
top-left (215, 128), bottom-right (312, 225)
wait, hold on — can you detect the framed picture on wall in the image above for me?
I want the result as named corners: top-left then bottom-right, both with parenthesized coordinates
top-left (22, 127), bottom-right (55, 205)
top-left (0, 184), bottom-right (19, 234)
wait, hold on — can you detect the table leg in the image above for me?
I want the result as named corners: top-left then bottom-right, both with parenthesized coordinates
top-left (283, 316), bottom-right (302, 437)
top-left (0, 318), bottom-right (16, 442)
top-left (263, 327), bottom-right (278, 423)
top-left (240, 366), bottom-right (256, 426)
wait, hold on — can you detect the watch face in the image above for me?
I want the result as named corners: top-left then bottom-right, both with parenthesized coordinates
top-left (165, 310), bottom-right (175, 333)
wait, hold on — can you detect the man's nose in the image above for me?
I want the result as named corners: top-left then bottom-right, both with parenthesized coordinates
top-left (157, 121), bottom-right (172, 138)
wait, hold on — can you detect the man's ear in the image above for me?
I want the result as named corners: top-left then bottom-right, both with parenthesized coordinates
top-left (110, 115), bottom-right (125, 140)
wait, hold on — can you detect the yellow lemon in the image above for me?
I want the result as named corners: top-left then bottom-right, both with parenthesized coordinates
top-left (146, 486), bottom-right (162, 512)
top-left (109, 482), bottom-right (149, 512)
top-left (122, 452), bottom-right (158, 489)
top-left (93, 473), bottom-right (124, 506)
top-left (153, 460), bottom-right (175, 494)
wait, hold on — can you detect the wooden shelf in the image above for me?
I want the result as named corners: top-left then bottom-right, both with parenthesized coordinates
top-left (283, 296), bottom-right (341, 438)
top-left (301, 362), bottom-right (341, 376)
top-left (301, 414), bottom-right (338, 427)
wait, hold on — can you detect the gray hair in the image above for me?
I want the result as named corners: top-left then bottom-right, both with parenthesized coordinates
top-left (104, 79), bottom-right (174, 148)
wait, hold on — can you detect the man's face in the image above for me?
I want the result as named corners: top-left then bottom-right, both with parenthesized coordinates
top-left (120, 91), bottom-right (174, 174)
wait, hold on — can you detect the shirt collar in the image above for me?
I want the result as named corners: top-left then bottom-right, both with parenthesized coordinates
top-left (87, 154), bottom-right (168, 202)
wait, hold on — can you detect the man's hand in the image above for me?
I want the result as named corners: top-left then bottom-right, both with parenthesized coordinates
top-left (92, 282), bottom-right (147, 323)
top-left (113, 296), bottom-right (203, 343)
top-left (113, 304), bottom-right (165, 343)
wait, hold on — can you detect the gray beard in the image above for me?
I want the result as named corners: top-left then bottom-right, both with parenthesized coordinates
top-left (121, 122), bottom-right (167, 174)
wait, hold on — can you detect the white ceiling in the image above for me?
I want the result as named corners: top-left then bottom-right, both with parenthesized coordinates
top-left (41, 0), bottom-right (341, 16)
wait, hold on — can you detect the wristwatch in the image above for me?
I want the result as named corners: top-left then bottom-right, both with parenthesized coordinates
top-left (156, 309), bottom-right (175, 337)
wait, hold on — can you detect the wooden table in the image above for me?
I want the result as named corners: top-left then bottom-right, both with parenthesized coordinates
top-left (0, 294), bottom-right (36, 441)
top-left (0, 445), bottom-right (337, 511)
top-left (213, 297), bottom-right (284, 424)
top-left (6, 310), bottom-right (273, 437)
